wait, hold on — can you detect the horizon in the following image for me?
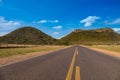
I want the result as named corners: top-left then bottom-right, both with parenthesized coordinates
top-left (0, 0), bottom-right (120, 38)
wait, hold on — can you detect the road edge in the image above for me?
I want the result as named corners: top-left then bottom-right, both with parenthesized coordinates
top-left (0, 46), bottom-right (71, 68)
top-left (81, 45), bottom-right (120, 59)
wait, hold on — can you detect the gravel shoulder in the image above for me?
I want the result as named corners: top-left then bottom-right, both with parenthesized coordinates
top-left (84, 46), bottom-right (120, 59)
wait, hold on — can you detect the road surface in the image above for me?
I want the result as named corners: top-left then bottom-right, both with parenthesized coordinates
top-left (0, 46), bottom-right (120, 80)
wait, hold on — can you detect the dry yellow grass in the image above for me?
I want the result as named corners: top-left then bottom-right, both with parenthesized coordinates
top-left (84, 45), bottom-right (120, 59)
top-left (0, 46), bottom-right (68, 65)
top-left (0, 45), bottom-right (67, 58)
top-left (90, 45), bottom-right (120, 53)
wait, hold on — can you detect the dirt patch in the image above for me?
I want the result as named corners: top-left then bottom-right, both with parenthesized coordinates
top-left (85, 46), bottom-right (120, 59)
top-left (0, 47), bottom-right (67, 66)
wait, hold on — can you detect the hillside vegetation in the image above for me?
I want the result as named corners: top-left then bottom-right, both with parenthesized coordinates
top-left (0, 27), bottom-right (120, 45)
top-left (90, 45), bottom-right (120, 53)
top-left (0, 27), bottom-right (57, 45)
top-left (60, 28), bottom-right (120, 45)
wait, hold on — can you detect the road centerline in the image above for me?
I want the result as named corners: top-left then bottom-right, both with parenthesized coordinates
top-left (75, 66), bottom-right (81, 80)
top-left (65, 47), bottom-right (78, 80)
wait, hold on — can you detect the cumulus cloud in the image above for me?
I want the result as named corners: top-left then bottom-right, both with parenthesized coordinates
top-left (0, 16), bottom-right (20, 29)
top-left (105, 18), bottom-right (120, 25)
top-left (0, 16), bottom-right (21, 36)
top-left (112, 28), bottom-right (120, 33)
top-left (80, 16), bottom-right (100, 27)
top-left (37, 20), bottom-right (47, 23)
top-left (54, 20), bottom-right (59, 23)
top-left (34, 20), bottom-right (59, 24)
top-left (53, 32), bottom-right (59, 35)
top-left (49, 20), bottom-right (59, 23)
top-left (53, 26), bottom-right (62, 29)
top-left (0, 32), bottom-right (8, 36)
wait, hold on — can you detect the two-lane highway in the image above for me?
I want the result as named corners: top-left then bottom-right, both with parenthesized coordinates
top-left (0, 46), bottom-right (120, 80)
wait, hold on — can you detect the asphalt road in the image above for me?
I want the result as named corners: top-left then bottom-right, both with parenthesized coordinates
top-left (0, 46), bottom-right (120, 80)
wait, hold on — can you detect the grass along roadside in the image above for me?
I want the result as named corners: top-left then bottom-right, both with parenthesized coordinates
top-left (89, 45), bottom-right (120, 53)
top-left (0, 46), bottom-right (69, 65)
top-left (0, 46), bottom-right (67, 58)
top-left (84, 45), bottom-right (120, 59)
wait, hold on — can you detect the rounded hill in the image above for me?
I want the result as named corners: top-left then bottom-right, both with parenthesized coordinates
top-left (0, 26), bottom-right (56, 44)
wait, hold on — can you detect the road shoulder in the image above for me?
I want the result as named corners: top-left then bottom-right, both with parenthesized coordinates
top-left (82, 46), bottom-right (120, 59)
top-left (0, 46), bottom-right (70, 67)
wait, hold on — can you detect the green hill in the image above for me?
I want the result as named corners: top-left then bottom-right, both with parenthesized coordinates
top-left (60, 28), bottom-right (120, 45)
top-left (0, 26), bottom-right (56, 45)
top-left (0, 27), bottom-right (120, 45)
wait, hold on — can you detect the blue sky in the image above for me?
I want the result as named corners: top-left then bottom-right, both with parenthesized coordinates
top-left (0, 0), bottom-right (120, 38)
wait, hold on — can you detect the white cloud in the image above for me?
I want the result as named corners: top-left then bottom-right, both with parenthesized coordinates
top-left (33, 20), bottom-right (59, 24)
top-left (49, 20), bottom-right (59, 23)
top-left (53, 32), bottom-right (59, 35)
top-left (105, 18), bottom-right (120, 25)
top-left (80, 16), bottom-right (100, 27)
top-left (0, 32), bottom-right (8, 36)
top-left (0, 16), bottom-right (21, 36)
top-left (0, 16), bottom-right (20, 29)
top-left (112, 28), bottom-right (120, 33)
top-left (54, 20), bottom-right (59, 23)
top-left (37, 20), bottom-right (47, 23)
top-left (53, 26), bottom-right (62, 29)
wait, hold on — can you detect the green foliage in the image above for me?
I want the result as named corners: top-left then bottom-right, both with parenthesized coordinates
top-left (54, 40), bottom-right (70, 45)
top-left (91, 45), bottom-right (120, 53)
top-left (60, 28), bottom-right (120, 45)
top-left (0, 27), bottom-right (120, 45)
top-left (0, 26), bottom-right (57, 45)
